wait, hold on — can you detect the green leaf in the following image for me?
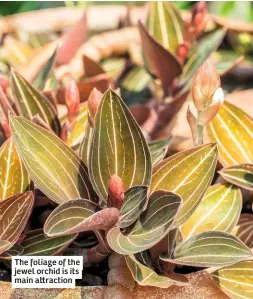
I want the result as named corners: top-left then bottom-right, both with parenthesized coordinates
top-left (11, 70), bottom-right (61, 135)
top-left (44, 199), bottom-right (119, 237)
top-left (0, 191), bottom-right (34, 255)
top-left (148, 138), bottom-right (172, 166)
top-left (0, 244), bottom-right (24, 260)
top-left (101, 58), bottom-right (125, 80)
top-left (126, 254), bottom-right (174, 288)
top-left (208, 101), bottom-right (253, 167)
top-left (10, 115), bottom-right (96, 205)
top-left (118, 185), bottom-right (148, 229)
top-left (0, 137), bottom-right (30, 201)
top-left (181, 183), bottom-right (242, 239)
top-left (161, 231), bottom-right (252, 267)
top-left (120, 66), bottom-right (151, 106)
top-left (233, 214), bottom-right (253, 248)
top-left (180, 29), bottom-right (226, 85)
top-left (138, 21), bottom-right (182, 94)
top-left (66, 102), bottom-right (88, 148)
top-left (219, 164), bottom-right (253, 191)
top-left (89, 89), bottom-right (152, 202)
top-left (211, 259), bottom-right (253, 299)
top-left (147, 2), bottom-right (184, 54)
top-left (21, 229), bottom-right (77, 256)
top-left (32, 48), bottom-right (56, 90)
top-left (80, 121), bottom-right (93, 167)
top-left (107, 190), bottom-right (182, 254)
top-left (150, 143), bottom-right (217, 226)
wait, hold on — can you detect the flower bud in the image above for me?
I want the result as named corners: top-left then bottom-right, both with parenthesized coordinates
top-left (108, 174), bottom-right (125, 210)
top-left (0, 76), bottom-right (9, 94)
top-left (88, 88), bottom-right (103, 127)
top-left (65, 80), bottom-right (80, 123)
top-left (198, 88), bottom-right (224, 126)
top-left (191, 1), bottom-right (208, 35)
top-left (192, 60), bottom-right (220, 111)
top-left (176, 42), bottom-right (189, 64)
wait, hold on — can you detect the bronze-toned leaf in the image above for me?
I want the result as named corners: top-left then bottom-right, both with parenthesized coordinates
top-left (208, 101), bottom-right (253, 167)
top-left (21, 229), bottom-right (77, 256)
top-left (150, 143), bottom-right (217, 226)
top-left (0, 138), bottom-right (30, 201)
top-left (233, 214), bottom-right (253, 248)
top-left (0, 191), bottom-right (34, 255)
top-left (219, 164), bottom-right (253, 191)
top-left (138, 21), bottom-right (182, 95)
top-left (83, 54), bottom-right (105, 78)
top-left (56, 12), bottom-right (87, 65)
top-left (118, 185), bottom-right (148, 229)
top-left (11, 70), bottom-right (61, 135)
top-left (44, 199), bottom-right (119, 237)
top-left (107, 191), bottom-right (182, 254)
top-left (89, 89), bottom-right (152, 202)
top-left (0, 244), bottom-right (24, 260)
top-left (147, 2), bottom-right (184, 54)
top-left (10, 115), bottom-right (96, 205)
top-left (181, 183), bottom-right (242, 239)
top-left (161, 231), bottom-right (252, 267)
top-left (211, 259), bottom-right (253, 299)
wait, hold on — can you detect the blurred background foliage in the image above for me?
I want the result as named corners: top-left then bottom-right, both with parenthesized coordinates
top-left (2, 1), bottom-right (253, 17)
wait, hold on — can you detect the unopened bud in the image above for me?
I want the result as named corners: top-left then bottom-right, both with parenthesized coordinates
top-left (65, 80), bottom-right (80, 123)
top-left (191, 1), bottom-right (208, 35)
top-left (192, 60), bottom-right (220, 111)
top-left (88, 88), bottom-right (103, 127)
top-left (198, 88), bottom-right (224, 126)
top-left (176, 42), bottom-right (189, 64)
top-left (108, 174), bottom-right (125, 210)
top-left (0, 76), bottom-right (9, 94)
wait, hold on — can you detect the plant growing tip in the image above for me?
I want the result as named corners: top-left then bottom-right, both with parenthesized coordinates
top-left (87, 87), bottom-right (103, 127)
top-left (188, 60), bottom-right (224, 145)
top-left (65, 80), bottom-right (80, 124)
top-left (108, 174), bottom-right (125, 210)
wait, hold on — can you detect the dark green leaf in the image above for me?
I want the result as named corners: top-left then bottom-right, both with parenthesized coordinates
top-left (151, 143), bottom-right (217, 226)
top-left (10, 115), bottom-right (96, 205)
top-left (21, 229), bottom-right (77, 256)
top-left (161, 231), bottom-right (252, 267)
top-left (118, 185), bottom-right (148, 229)
top-left (44, 199), bottom-right (119, 237)
top-left (11, 70), bottom-right (61, 135)
top-left (219, 164), bottom-right (253, 191)
top-left (89, 89), bottom-right (152, 202)
top-left (107, 191), bottom-right (182, 254)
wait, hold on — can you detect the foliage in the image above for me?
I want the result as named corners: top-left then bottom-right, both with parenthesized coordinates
top-left (0, 2), bottom-right (252, 298)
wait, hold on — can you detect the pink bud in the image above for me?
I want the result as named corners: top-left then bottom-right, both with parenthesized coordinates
top-left (0, 76), bottom-right (9, 94)
top-left (107, 174), bottom-right (125, 210)
top-left (176, 42), bottom-right (189, 64)
top-left (192, 60), bottom-right (220, 111)
top-left (65, 80), bottom-right (80, 123)
top-left (88, 88), bottom-right (103, 127)
top-left (191, 1), bottom-right (208, 35)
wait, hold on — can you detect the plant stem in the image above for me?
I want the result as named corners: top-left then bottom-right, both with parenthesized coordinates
top-left (196, 124), bottom-right (204, 146)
